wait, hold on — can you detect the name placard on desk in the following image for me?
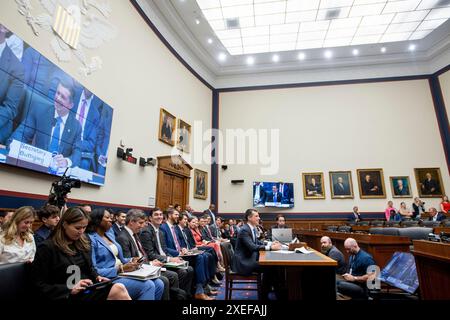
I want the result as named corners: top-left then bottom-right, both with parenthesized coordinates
top-left (8, 140), bottom-right (52, 167)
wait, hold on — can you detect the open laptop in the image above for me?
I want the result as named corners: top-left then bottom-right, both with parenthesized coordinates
top-left (271, 228), bottom-right (293, 244)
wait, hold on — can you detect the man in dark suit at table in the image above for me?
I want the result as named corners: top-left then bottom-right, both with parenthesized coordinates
top-left (333, 176), bottom-right (350, 196)
top-left (337, 238), bottom-right (375, 299)
top-left (233, 209), bottom-right (282, 298)
top-left (0, 24), bottom-right (25, 145)
top-left (10, 76), bottom-right (82, 169)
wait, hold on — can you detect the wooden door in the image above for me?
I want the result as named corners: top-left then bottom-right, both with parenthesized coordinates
top-left (172, 176), bottom-right (185, 207)
top-left (155, 156), bottom-right (192, 210)
top-left (158, 171), bottom-right (173, 210)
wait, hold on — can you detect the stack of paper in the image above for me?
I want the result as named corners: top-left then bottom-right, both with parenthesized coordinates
top-left (164, 260), bottom-right (189, 269)
top-left (294, 247), bottom-right (314, 254)
top-left (119, 264), bottom-right (161, 280)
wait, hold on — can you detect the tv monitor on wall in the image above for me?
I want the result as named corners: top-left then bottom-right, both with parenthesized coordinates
top-left (253, 182), bottom-right (294, 208)
top-left (0, 28), bottom-right (113, 186)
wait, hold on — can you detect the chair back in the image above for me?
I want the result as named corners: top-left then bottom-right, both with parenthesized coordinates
top-left (398, 227), bottom-right (433, 240)
top-left (337, 225), bottom-right (352, 233)
top-left (356, 221), bottom-right (369, 226)
top-left (420, 220), bottom-right (441, 228)
top-left (401, 220), bottom-right (419, 228)
top-left (370, 220), bottom-right (384, 227)
top-left (327, 226), bottom-right (338, 232)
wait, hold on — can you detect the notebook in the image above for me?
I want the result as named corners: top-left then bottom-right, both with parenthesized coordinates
top-left (119, 264), bottom-right (161, 280)
top-left (164, 260), bottom-right (189, 269)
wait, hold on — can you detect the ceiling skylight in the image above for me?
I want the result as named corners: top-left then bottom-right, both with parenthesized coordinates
top-left (195, 0), bottom-right (450, 55)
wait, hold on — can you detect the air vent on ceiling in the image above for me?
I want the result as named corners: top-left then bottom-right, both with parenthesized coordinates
top-left (436, 0), bottom-right (450, 7)
top-left (326, 9), bottom-right (341, 19)
top-left (226, 18), bottom-right (240, 29)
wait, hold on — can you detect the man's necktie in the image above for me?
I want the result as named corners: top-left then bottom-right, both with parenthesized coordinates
top-left (171, 225), bottom-right (181, 252)
top-left (49, 117), bottom-right (62, 153)
top-left (155, 229), bottom-right (166, 256)
top-left (78, 99), bottom-right (87, 126)
top-left (252, 228), bottom-right (257, 244)
top-left (273, 193), bottom-right (276, 202)
top-left (133, 233), bottom-right (146, 258)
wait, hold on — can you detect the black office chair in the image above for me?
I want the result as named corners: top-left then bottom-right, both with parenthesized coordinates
top-left (441, 219), bottom-right (450, 227)
top-left (370, 220), bottom-right (384, 227)
top-left (0, 262), bottom-right (33, 300)
top-left (356, 221), bottom-right (369, 226)
top-left (385, 221), bottom-right (400, 227)
top-left (326, 226), bottom-right (338, 232)
top-left (401, 220), bottom-right (419, 228)
top-left (420, 220), bottom-right (441, 228)
top-left (398, 227), bottom-right (433, 240)
top-left (337, 225), bottom-right (352, 233)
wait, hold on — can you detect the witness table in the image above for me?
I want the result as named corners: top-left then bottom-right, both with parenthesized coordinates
top-left (259, 249), bottom-right (337, 300)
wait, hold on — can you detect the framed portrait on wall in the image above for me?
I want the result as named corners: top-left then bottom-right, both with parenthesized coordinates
top-left (329, 171), bottom-right (354, 199)
top-left (194, 169), bottom-right (208, 200)
top-left (302, 172), bottom-right (325, 199)
top-left (414, 168), bottom-right (445, 198)
top-left (390, 176), bottom-right (412, 198)
top-left (177, 119), bottom-right (191, 153)
top-left (159, 108), bottom-right (176, 146)
top-left (357, 169), bottom-right (386, 199)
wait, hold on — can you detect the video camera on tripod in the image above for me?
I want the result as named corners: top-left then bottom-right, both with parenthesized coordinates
top-left (48, 168), bottom-right (81, 208)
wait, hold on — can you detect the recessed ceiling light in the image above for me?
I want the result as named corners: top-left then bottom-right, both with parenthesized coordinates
top-left (207, 38), bottom-right (213, 44)
top-left (324, 50), bottom-right (333, 59)
top-left (297, 52), bottom-right (306, 61)
top-left (272, 54), bottom-right (280, 63)
top-left (195, 19), bottom-right (200, 25)
top-left (352, 49), bottom-right (359, 56)
top-left (408, 43), bottom-right (416, 51)
top-left (381, 47), bottom-right (387, 53)
top-left (218, 53), bottom-right (227, 62)
top-left (246, 56), bottom-right (255, 65)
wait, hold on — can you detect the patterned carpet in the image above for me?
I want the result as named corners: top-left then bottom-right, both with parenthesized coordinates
top-left (215, 279), bottom-right (258, 300)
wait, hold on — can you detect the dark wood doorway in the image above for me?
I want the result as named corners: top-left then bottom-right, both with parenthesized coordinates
top-left (156, 155), bottom-right (192, 210)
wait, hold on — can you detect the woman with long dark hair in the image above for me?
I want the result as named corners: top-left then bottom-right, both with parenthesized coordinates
top-left (31, 207), bottom-right (131, 300)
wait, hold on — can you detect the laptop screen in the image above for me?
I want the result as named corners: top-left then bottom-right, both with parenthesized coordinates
top-left (271, 228), bottom-right (293, 242)
top-left (378, 252), bottom-right (419, 294)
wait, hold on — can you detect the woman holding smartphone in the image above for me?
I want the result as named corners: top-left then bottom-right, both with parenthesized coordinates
top-left (31, 207), bottom-right (131, 300)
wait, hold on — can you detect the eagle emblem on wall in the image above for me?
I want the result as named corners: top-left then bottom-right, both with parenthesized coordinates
top-left (16, 0), bottom-right (117, 75)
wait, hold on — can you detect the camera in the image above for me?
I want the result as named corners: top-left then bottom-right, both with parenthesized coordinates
top-left (48, 169), bottom-right (81, 208)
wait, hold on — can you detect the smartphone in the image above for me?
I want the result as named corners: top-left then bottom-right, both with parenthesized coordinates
top-left (85, 281), bottom-right (111, 291)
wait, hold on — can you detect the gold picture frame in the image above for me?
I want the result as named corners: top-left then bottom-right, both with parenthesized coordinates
top-left (176, 119), bottom-right (191, 153)
top-left (329, 171), bottom-right (354, 199)
top-left (414, 168), bottom-right (445, 198)
top-left (194, 169), bottom-right (208, 200)
top-left (357, 168), bottom-right (386, 199)
top-left (158, 108), bottom-right (176, 146)
top-left (390, 176), bottom-right (412, 198)
top-left (302, 172), bottom-right (325, 199)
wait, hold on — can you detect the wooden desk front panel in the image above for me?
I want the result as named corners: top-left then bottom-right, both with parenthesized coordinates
top-left (413, 240), bottom-right (450, 300)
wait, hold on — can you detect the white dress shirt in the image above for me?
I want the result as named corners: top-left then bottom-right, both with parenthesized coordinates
top-left (0, 235), bottom-right (36, 265)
